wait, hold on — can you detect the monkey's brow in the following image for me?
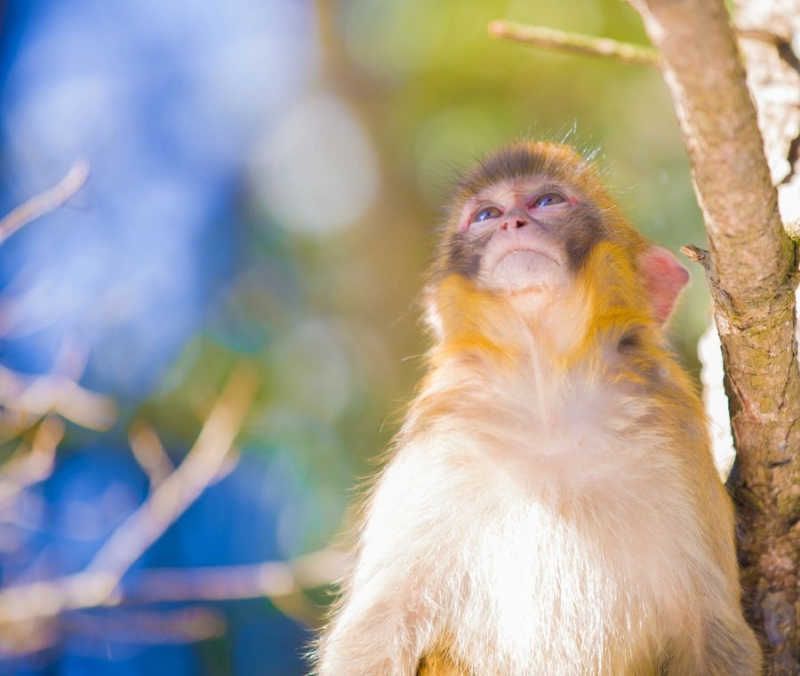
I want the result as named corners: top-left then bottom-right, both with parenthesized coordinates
top-left (466, 177), bottom-right (572, 203)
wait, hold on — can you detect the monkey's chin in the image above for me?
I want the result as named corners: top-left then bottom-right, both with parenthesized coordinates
top-left (483, 250), bottom-right (563, 293)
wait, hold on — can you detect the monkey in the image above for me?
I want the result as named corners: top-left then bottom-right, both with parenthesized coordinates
top-left (314, 141), bottom-right (762, 675)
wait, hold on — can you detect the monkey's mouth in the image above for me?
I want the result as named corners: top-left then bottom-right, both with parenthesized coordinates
top-left (484, 247), bottom-right (564, 292)
top-left (489, 246), bottom-right (562, 274)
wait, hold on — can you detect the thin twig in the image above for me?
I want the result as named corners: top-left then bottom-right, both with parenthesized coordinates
top-left (0, 546), bottom-right (345, 654)
top-left (0, 159), bottom-right (90, 245)
top-left (121, 546), bottom-right (349, 626)
top-left (735, 20), bottom-right (793, 46)
top-left (488, 21), bottom-right (660, 68)
top-left (128, 420), bottom-right (175, 490)
top-left (124, 547), bottom-right (350, 603)
top-left (0, 546), bottom-right (344, 627)
top-left (85, 363), bottom-right (258, 580)
top-left (0, 364), bottom-right (258, 624)
top-left (1, 606), bottom-right (227, 658)
top-left (64, 607), bottom-right (226, 645)
top-left (680, 244), bottom-right (710, 266)
top-left (680, 244), bottom-right (712, 275)
top-left (0, 417), bottom-right (64, 505)
top-left (0, 365), bottom-right (118, 431)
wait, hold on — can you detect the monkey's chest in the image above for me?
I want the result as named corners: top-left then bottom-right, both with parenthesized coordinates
top-left (440, 432), bottom-right (692, 675)
top-left (479, 386), bottom-right (654, 493)
top-left (446, 484), bottom-right (680, 675)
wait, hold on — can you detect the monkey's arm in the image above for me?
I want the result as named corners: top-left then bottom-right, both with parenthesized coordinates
top-left (316, 444), bottom-right (468, 676)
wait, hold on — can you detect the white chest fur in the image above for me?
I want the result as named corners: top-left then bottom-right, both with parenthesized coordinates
top-left (352, 368), bottom-right (702, 675)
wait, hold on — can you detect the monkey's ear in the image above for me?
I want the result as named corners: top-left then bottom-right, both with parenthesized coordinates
top-left (640, 246), bottom-right (690, 325)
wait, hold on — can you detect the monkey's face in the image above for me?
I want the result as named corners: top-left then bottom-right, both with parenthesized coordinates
top-left (450, 177), bottom-right (600, 294)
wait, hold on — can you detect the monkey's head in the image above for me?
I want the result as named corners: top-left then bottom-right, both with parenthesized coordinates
top-left (425, 141), bottom-right (688, 358)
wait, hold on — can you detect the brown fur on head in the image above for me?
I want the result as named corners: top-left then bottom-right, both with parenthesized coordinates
top-left (432, 141), bottom-right (647, 283)
top-left (425, 141), bottom-right (688, 355)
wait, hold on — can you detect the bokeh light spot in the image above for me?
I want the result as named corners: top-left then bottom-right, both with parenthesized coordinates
top-left (252, 94), bottom-right (380, 235)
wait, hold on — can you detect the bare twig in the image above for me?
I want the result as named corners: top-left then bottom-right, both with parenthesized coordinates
top-left (0, 544), bottom-right (346, 655)
top-left (736, 27), bottom-right (788, 46)
top-left (0, 365), bottom-right (118, 431)
top-left (0, 417), bottom-right (64, 505)
top-left (1, 605), bottom-right (227, 658)
top-left (0, 363), bottom-right (258, 624)
top-left (0, 159), bottom-right (90, 245)
top-left (128, 563), bottom-right (296, 602)
top-left (121, 546), bottom-right (349, 626)
top-left (86, 363), bottom-right (258, 581)
top-left (64, 606), bottom-right (226, 645)
top-left (124, 547), bottom-right (349, 604)
top-left (488, 21), bottom-right (660, 68)
top-left (128, 420), bottom-right (175, 490)
top-left (679, 244), bottom-right (710, 269)
top-left (0, 546), bottom-right (344, 638)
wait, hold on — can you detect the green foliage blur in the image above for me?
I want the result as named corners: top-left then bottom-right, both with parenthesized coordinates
top-left (147, 0), bottom-right (708, 582)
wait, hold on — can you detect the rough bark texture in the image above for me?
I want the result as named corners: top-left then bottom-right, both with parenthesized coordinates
top-left (628, 0), bottom-right (800, 673)
top-left (736, 0), bottom-right (800, 231)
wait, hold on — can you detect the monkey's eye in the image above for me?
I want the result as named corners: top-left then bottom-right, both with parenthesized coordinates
top-left (471, 206), bottom-right (502, 224)
top-left (531, 193), bottom-right (566, 209)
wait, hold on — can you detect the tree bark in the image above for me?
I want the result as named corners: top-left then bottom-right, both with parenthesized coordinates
top-left (735, 0), bottom-right (800, 232)
top-left (628, 0), bottom-right (800, 673)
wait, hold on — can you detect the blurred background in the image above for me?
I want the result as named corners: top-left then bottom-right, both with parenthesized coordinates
top-left (0, 0), bottom-right (708, 674)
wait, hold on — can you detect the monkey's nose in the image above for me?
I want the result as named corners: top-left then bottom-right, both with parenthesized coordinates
top-left (500, 218), bottom-right (529, 231)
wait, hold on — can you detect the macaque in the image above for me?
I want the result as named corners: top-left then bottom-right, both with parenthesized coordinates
top-left (314, 141), bottom-right (761, 675)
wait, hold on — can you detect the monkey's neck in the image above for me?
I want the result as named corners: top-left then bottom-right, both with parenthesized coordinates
top-left (431, 279), bottom-right (611, 371)
top-left (422, 274), bottom-right (660, 428)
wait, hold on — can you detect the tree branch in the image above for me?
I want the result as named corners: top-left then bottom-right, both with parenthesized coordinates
top-left (628, 0), bottom-right (800, 671)
top-left (0, 159), bottom-right (89, 245)
top-left (85, 363), bottom-right (259, 582)
top-left (628, 0), bottom-right (792, 299)
top-left (0, 364), bottom-right (118, 431)
top-left (0, 417), bottom-right (63, 506)
top-left (124, 547), bottom-right (349, 603)
top-left (488, 21), bottom-right (660, 68)
top-left (0, 363), bottom-right (258, 624)
top-left (128, 420), bottom-right (175, 490)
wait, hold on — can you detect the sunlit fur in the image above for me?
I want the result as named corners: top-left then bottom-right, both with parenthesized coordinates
top-left (314, 141), bottom-right (761, 675)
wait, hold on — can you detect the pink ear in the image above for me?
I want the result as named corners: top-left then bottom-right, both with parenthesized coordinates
top-left (640, 246), bottom-right (689, 325)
